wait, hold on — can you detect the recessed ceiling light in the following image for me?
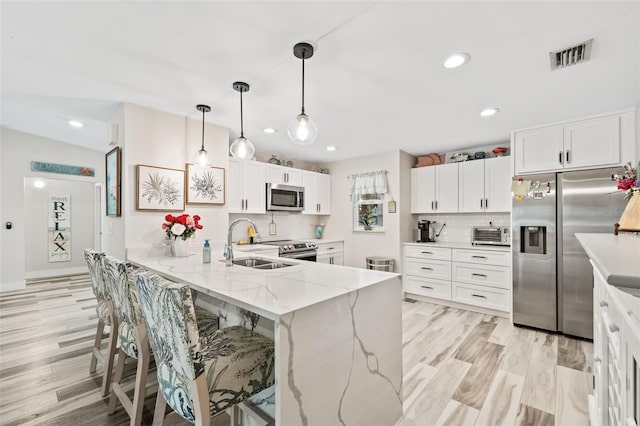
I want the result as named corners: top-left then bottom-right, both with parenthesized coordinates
top-left (444, 52), bottom-right (470, 69)
top-left (33, 179), bottom-right (45, 188)
top-left (326, 145), bottom-right (336, 152)
top-left (68, 120), bottom-right (84, 128)
top-left (263, 127), bottom-right (277, 134)
top-left (479, 107), bottom-right (500, 117)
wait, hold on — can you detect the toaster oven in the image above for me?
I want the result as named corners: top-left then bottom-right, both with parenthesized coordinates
top-left (472, 226), bottom-right (511, 246)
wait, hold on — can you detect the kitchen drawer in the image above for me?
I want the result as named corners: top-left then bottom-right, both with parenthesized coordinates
top-left (452, 282), bottom-right (510, 312)
top-left (452, 262), bottom-right (510, 289)
top-left (452, 249), bottom-right (510, 266)
top-left (404, 276), bottom-right (451, 301)
top-left (405, 258), bottom-right (451, 281)
top-left (405, 246), bottom-right (451, 261)
top-left (317, 242), bottom-right (343, 255)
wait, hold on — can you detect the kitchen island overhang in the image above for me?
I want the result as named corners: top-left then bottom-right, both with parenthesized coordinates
top-left (126, 248), bottom-right (403, 425)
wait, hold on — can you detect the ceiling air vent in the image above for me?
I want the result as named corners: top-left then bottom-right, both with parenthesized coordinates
top-left (549, 39), bottom-right (593, 70)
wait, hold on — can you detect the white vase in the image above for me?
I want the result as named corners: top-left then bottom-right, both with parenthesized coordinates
top-left (172, 238), bottom-right (189, 257)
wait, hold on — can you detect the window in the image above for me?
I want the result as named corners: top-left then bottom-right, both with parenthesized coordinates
top-left (353, 193), bottom-right (384, 232)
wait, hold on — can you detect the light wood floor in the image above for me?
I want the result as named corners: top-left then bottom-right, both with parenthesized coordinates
top-left (0, 275), bottom-right (592, 425)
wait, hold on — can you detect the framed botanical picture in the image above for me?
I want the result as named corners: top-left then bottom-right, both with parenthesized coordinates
top-left (185, 163), bottom-right (226, 205)
top-left (136, 164), bottom-right (185, 211)
top-left (105, 147), bottom-right (121, 216)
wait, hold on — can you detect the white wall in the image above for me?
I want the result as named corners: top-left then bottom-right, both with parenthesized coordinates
top-left (0, 128), bottom-right (104, 291)
top-left (324, 150), bottom-right (413, 272)
top-left (24, 177), bottom-right (97, 277)
top-left (229, 212), bottom-right (328, 243)
top-left (107, 103), bottom-right (230, 259)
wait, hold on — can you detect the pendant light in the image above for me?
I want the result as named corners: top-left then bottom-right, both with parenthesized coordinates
top-left (194, 104), bottom-right (211, 167)
top-left (288, 42), bottom-right (318, 145)
top-left (229, 81), bottom-right (256, 159)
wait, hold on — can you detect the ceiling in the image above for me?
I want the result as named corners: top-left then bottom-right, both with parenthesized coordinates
top-left (2, 1), bottom-right (639, 163)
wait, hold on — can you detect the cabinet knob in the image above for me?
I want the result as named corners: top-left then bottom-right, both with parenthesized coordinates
top-left (608, 323), bottom-right (619, 333)
top-left (599, 301), bottom-right (608, 307)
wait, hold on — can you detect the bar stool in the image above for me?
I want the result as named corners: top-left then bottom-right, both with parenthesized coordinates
top-left (83, 249), bottom-right (118, 397)
top-left (103, 256), bottom-right (154, 426)
top-left (134, 270), bottom-right (275, 426)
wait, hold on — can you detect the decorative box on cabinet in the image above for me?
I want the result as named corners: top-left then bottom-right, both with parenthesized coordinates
top-left (302, 171), bottom-right (331, 215)
top-left (411, 163), bottom-right (458, 213)
top-left (316, 241), bottom-right (343, 265)
top-left (512, 110), bottom-right (633, 175)
top-left (228, 159), bottom-right (266, 214)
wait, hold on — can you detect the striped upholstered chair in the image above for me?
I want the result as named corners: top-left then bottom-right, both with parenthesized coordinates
top-left (83, 249), bottom-right (117, 397)
top-left (134, 270), bottom-right (275, 426)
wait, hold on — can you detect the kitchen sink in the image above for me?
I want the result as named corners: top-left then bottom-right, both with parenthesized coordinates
top-left (227, 257), bottom-right (295, 269)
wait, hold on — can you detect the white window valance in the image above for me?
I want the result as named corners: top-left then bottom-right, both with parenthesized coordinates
top-left (348, 170), bottom-right (388, 201)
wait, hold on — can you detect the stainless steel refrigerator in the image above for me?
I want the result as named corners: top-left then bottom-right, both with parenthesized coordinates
top-left (512, 167), bottom-right (626, 339)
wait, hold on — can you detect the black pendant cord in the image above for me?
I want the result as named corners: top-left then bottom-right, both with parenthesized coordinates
top-left (301, 54), bottom-right (306, 115)
top-left (200, 108), bottom-right (206, 151)
top-left (240, 90), bottom-right (245, 138)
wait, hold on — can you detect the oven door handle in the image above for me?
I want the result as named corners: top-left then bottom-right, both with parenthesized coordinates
top-left (280, 251), bottom-right (318, 260)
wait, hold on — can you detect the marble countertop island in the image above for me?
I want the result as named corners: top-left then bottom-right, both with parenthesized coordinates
top-left (575, 233), bottom-right (640, 290)
top-left (126, 247), bottom-right (403, 426)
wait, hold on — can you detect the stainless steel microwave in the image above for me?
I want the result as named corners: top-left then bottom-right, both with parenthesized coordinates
top-left (266, 183), bottom-right (304, 212)
top-left (472, 226), bottom-right (511, 246)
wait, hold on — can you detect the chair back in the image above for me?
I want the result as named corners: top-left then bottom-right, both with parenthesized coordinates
top-left (103, 256), bottom-right (143, 326)
top-left (84, 249), bottom-right (107, 300)
top-left (135, 270), bottom-right (203, 381)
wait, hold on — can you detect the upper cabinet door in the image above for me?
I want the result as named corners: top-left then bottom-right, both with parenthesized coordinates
top-left (435, 163), bottom-right (459, 213)
top-left (458, 160), bottom-right (485, 213)
top-left (411, 167), bottom-right (436, 213)
top-left (316, 173), bottom-right (331, 214)
top-left (303, 171), bottom-right (331, 215)
top-left (563, 115), bottom-right (620, 170)
top-left (242, 161), bottom-right (266, 214)
top-left (227, 158), bottom-right (243, 213)
top-left (484, 156), bottom-right (512, 212)
top-left (265, 164), bottom-right (302, 186)
top-left (514, 125), bottom-right (564, 175)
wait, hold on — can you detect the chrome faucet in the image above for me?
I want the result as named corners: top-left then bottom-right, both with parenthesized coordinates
top-left (225, 218), bottom-right (261, 266)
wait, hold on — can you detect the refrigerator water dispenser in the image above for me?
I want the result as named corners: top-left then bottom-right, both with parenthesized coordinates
top-left (521, 226), bottom-right (546, 254)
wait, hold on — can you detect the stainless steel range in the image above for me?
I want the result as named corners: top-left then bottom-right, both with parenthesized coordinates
top-left (261, 240), bottom-right (318, 261)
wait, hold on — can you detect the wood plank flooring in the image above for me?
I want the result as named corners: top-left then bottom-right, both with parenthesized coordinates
top-left (0, 275), bottom-right (592, 425)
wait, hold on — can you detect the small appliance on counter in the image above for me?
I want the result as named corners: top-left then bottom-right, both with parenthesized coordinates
top-left (471, 226), bottom-right (511, 246)
top-left (415, 220), bottom-right (446, 242)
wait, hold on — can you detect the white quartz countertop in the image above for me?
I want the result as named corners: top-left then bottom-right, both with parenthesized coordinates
top-left (576, 233), bottom-right (640, 290)
top-left (127, 248), bottom-right (399, 321)
top-left (403, 241), bottom-right (511, 252)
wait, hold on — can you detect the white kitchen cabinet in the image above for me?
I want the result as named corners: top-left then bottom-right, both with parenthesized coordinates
top-left (458, 156), bottom-right (511, 213)
top-left (316, 241), bottom-right (343, 265)
top-left (302, 171), bottom-right (331, 215)
top-left (403, 245), bottom-right (451, 302)
top-left (228, 158), bottom-right (266, 214)
top-left (265, 164), bottom-right (302, 186)
top-left (411, 163), bottom-right (458, 213)
top-left (513, 113), bottom-right (624, 175)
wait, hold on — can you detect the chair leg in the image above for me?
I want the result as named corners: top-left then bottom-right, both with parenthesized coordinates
top-left (152, 390), bottom-right (167, 426)
top-left (90, 320), bottom-right (105, 373)
top-left (108, 348), bottom-right (126, 414)
top-left (130, 344), bottom-right (151, 426)
top-left (101, 315), bottom-right (118, 397)
top-left (192, 375), bottom-right (211, 426)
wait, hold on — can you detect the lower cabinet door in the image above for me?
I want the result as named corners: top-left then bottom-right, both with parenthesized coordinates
top-left (451, 282), bottom-right (510, 312)
top-left (404, 276), bottom-right (451, 301)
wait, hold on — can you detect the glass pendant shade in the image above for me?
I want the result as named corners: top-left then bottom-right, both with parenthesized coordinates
top-left (287, 113), bottom-right (318, 145)
top-left (194, 148), bottom-right (210, 167)
top-left (229, 136), bottom-right (255, 159)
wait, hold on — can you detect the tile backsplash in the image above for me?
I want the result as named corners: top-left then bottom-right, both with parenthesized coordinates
top-left (229, 212), bottom-right (329, 242)
top-left (416, 212), bottom-right (511, 244)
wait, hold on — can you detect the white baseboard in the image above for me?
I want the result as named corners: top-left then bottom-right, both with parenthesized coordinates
top-left (25, 266), bottom-right (88, 280)
top-left (1, 280), bottom-right (27, 292)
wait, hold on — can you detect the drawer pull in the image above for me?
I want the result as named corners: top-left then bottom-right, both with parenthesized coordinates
top-left (472, 273), bottom-right (487, 277)
top-left (599, 301), bottom-right (608, 307)
top-left (420, 285), bottom-right (433, 290)
top-left (471, 294), bottom-right (487, 299)
top-left (421, 267), bottom-right (434, 271)
top-left (608, 323), bottom-right (619, 333)
top-left (421, 251), bottom-right (433, 254)
top-left (471, 255), bottom-right (487, 259)
top-left (327, 247), bottom-right (335, 250)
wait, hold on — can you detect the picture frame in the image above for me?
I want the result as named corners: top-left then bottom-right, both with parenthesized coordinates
top-left (388, 200), bottom-right (397, 213)
top-left (136, 164), bottom-right (185, 211)
top-left (105, 147), bottom-right (121, 216)
top-left (185, 163), bottom-right (226, 205)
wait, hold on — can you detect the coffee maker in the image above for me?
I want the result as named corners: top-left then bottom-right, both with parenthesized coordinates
top-left (416, 220), bottom-right (436, 242)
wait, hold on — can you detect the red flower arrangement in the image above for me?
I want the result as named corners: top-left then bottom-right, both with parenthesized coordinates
top-left (162, 214), bottom-right (203, 240)
top-left (613, 162), bottom-right (639, 199)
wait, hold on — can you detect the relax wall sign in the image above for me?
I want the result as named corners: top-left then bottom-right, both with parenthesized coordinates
top-left (48, 195), bottom-right (71, 262)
